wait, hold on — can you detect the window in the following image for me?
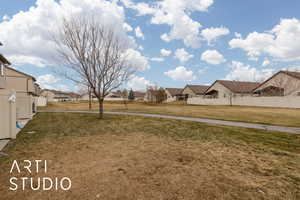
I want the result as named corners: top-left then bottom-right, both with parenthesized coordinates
top-left (298, 92), bottom-right (300, 96)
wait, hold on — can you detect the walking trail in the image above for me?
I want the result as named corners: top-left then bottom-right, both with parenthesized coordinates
top-left (39, 110), bottom-right (300, 134)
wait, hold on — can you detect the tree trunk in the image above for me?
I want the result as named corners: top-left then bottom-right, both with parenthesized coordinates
top-left (88, 91), bottom-right (92, 110)
top-left (98, 98), bottom-right (104, 119)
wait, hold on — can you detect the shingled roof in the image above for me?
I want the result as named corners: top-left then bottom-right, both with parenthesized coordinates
top-left (280, 71), bottom-right (300, 80)
top-left (133, 91), bottom-right (145, 98)
top-left (253, 70), bottom-right (300, 92)
top-left (207, 80), bottom-right (260, 94)
top-left (185, 85), bottom-right (210, 95)
top-left (165, 88), bottom-right (183, 96)
top-left (5, 65), bottom-right (36, 81)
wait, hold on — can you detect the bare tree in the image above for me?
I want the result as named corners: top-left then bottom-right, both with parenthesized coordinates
top-left (121, 89), bottom-right (128, 109)
top-left (52, 15), bottom-right (134, 118)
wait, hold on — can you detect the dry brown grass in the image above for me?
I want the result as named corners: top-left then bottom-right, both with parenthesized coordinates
top-left (0, 113), bottom-right (299, 199)
top-left (40, 101), bottom-right (300, 127)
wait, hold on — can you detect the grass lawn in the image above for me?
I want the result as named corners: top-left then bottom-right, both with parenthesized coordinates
top-left (40, 101), bottom-right (300, 127)
top-left (0, 113), bottom-right (300, 199)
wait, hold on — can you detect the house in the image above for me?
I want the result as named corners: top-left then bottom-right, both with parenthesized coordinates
top-left (80, 93), bottom-right (97, 101)
top-left (182, 85), bottom-right (210, 99)
top-left (253, 71), bottom-right (300, 96)
top-left (0, 53), bottom-right (38, 139)
top-left (80, 90), bottom-right (127, 101)
top-left (144, 90), bottom-right (160, 102)
top-left (164, 88), bottom-right (184, 102)
top-left (0, 54), bottom-right (16, 139)
top-left (133, 91), bottom-right (145, 101)
top-left (2, 64), bottom-right (39, 119)
top-left (41, 89), bottom-right (80, 102)
top-left (0, 54), bottom-right (10, 88)
top-left (105, 91), bottom-right (125, 101)
top-left (204, 80), bottom-right (260, 99)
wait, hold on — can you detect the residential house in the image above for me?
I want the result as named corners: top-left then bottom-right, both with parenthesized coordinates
top-left (2, 64), bottom-right (39, 119)
top-left (41, 89), bottom-right (80, 102)
top-left (253, 71), bottom-right (300, 96)
top-left (105, 91), bottom-right (125, 101)
top-left (164, 88), bottom-right (184, 102)
top-left (204, 80), bottom-right (260, 99)
top-left (80, 90), bottom-right (127, 101)
top-left (182, 85), bottom-right (210, 99)
top-left (0, 53), bottom-right (38, 139)
top-left (133, 91), bottom-right (145, 101)
top-left (0, 54), bottom-right (16, 139)
top-left (80, 93), bottom-right (97, 101)
top-left (144, 90), bottom-right (159, 102)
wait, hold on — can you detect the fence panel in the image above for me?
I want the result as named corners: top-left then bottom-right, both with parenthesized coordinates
top-left (188, 96), bottom-right (300, 108)
top-left (0, 90), bottom-right (17, 139)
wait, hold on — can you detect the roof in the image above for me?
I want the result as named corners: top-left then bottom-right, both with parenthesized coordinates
top-left (42, 89), bottom-right (79, 96)
top-left (133, 91), bottom-right (145, 97)
top-left (147, 90), bottom-right (160, 96)
top-left (5, 65), bottom-right (36, 81)
top-left (283, 71), bottom-right (300, 80)
top-left (253, 70), bottom-right (300, 92)
top-left (206, 80), bottom-right (260, 94)
top-left (185, 85), bottom-right (210, 95)
top-left (0, 54), bottom-right (11, 65)
top-left (165, 88), bottom-right (183, 96)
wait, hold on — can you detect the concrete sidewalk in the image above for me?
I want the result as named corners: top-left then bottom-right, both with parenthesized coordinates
top-left (39, 110), bottom-right (300, 134)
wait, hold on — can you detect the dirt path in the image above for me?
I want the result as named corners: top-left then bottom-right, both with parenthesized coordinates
top-left (39, 110), bottom-right (300, 134)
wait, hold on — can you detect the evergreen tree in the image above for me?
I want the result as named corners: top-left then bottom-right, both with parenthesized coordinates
top-left (128, 89), bottom-right (135, 101)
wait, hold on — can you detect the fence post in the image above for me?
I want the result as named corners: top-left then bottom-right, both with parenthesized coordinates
top-left (8, 91), bottom-right (17, 139)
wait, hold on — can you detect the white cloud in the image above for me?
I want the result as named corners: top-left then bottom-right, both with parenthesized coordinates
top-left (138, 45), bottom-right (144, 51)
top-left (127, 75), bottom-right (152, 91)
top-left (198, 67), bottom-right (208, 75)
top-left (283, 66), bottom-right (300, 72)
top-left (164, 66), bottom-right (196, 81)
top-left (150, 57), bottom-right (165, 62)
top-left (123, 23), bottom-right (133, 32)
top-left (0, 0), bottom-right (136, 67)
top-left (174, 48), bottom-right (194, 63)
top-left (37, 74), bottom-right (59, 89)
top-left (201, 50), bottom-right (226, 65)
top-left (7, 55), bottom-right (48, 67)
top-left (55, 84), bottom-right (71, 92)
top-left (134, 26), bottom-right (145, 39)
top-left (160, 33), bottom-right (171, 43)
top-left (225, 61), bottom-right (274, 82)
top-left (262, 58), bottom-right (271, 67)
top-left (125, 48), bottom-right (149, 71)
top-left (121, 0), bottom-right (214, 48)
top-left (229, 18), bottom-right (300, 61)
top-left (160, 48), bottom-right (172, 57)
top-left (37, 73), bottom-right (71, 91)
top-left (234, 32), bottom-right (242, 38)
top-left (2, 15), bottom-right (10, 21)
top-left (201, 27), bottom-right (230, 45)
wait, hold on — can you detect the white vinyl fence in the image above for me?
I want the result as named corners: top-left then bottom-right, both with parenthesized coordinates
top-left (188, 96), bottom-right (300, 108)
top-left (36, 96), bottom-right (47, 107)
top-left (16, 94), bottom-right (34, 119)
top-left (0, 90), bottom-right (17, 139)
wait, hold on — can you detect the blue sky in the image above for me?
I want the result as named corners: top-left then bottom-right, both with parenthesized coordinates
top-left (1, 0), bottom-right (300, 91)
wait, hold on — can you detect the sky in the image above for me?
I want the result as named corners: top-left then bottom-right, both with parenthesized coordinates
top-left (1, 0), bottom-right (300, 92)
